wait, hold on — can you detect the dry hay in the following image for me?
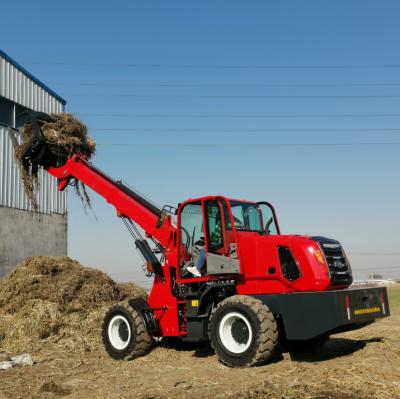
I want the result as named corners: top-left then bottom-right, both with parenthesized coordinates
top-left (15, 113), bottom-right (96, 210)
top-left (0, 256), bottom-right (147, 353)
top-left (229, 381), bottom-right (365, 399)
top-left (40, 381), bottom-right (72, 396)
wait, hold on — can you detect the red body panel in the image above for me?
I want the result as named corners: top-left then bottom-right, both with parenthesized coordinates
top-left (235, 234), bottom-right (331, 294)
top-left (147, 271), bottom-right (181, 336)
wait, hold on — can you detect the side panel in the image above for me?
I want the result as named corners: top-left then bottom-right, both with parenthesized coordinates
top-left (255, 287), bottom-right (390, 340)
top-left (206, 253), bottom-right (240, 274)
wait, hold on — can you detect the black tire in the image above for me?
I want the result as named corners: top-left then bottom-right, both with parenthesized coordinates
top-left (102, 301), bottom-right (153, 360)
top-left (209, 295), bottom-right (278, 367)
top-left (286, 334), bottom-right (330, 353)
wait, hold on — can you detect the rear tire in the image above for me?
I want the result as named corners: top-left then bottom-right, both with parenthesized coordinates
top-left (209, 295), bottom-right (278, 367)
top-left (102, 302), bottom-right (153, 360)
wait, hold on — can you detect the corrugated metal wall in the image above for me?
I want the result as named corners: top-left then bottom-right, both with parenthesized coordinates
top-left (0, 52), bottom-right (67, 215)
top-left (0, 126), bottom-right (67, 214)
top-left (0, 55), bottom-right (64, 113)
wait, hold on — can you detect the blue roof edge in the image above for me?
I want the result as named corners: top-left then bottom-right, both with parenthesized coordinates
top-left (0, 49), bottom-right (67, 106)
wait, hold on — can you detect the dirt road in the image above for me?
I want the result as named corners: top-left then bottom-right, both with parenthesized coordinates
top-left (1, 290), bottom-right (399, 399)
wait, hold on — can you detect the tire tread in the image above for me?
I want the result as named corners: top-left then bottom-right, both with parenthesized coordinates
top-left (102, 302), bottom-right (153, 361)
top-left (209, 295), bottom-right (278, 367)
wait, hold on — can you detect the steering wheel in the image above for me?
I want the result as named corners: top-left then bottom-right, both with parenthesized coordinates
top-left (233, 216), bottom-right (244, 230)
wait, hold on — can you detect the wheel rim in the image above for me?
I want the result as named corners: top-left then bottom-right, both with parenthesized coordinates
top-left (107, 315), bottom-right (131, 350)
top-left (218, 312), bottom-right (253, 354)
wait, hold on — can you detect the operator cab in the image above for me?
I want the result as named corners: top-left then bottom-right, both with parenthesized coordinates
top-left (178, 196), bottom-right (279, 280)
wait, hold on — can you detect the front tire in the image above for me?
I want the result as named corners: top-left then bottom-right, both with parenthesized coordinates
top-left (102, 302), bottom-right (153, 360)
top-left (209, 295), bottom-right (278, 367)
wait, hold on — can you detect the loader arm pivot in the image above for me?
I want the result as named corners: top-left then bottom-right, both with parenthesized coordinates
top-left (47, 155), bottom-right (175, 248)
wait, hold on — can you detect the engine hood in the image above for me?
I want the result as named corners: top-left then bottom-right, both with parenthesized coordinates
top-left (235, 232), bottom-right (352, 292)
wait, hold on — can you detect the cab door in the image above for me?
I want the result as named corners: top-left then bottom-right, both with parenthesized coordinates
top-left (204, 199), bottom-right (240, 275)
top-left (178, 201), bottom-right (205, 278)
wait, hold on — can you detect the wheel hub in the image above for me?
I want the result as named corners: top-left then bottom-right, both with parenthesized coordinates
top-left (231, 319), bottom-right (249, 344)
top-left (118, 321), bottom-right (129, 342)
top-left (218, 312), bottom-right (253, 354)
top-left (108, 315), bottom-right (132, 351)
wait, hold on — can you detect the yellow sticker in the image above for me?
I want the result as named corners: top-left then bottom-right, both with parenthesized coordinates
top-left (191, 300), bottom-right (199, 307)
top-left (354, 307), bottom-right (381, 315)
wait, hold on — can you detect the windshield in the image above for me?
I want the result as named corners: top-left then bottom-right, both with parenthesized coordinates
top-left (227, 201), bottom-right (262, 231)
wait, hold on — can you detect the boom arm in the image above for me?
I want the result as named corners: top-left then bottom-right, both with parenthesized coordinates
top-left (47, 155), bottom-right (175, 248)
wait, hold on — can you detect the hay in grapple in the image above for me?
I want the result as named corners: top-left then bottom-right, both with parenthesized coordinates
top-left (16, 113), bottom-right (96, 209)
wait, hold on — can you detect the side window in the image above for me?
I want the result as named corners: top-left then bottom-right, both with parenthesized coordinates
top-left (258, 203), bottom-right (278, 235)
top-left (231, 205), bottom-right (245, 230)
top-left (0, 97), bottom-right (14, 127)
top-left (278, 246), bottom-right (301, 281)
top-left (247, 206), bottom-right (261, 230)
top-left (15, 105), bottom-right (31, 130)
top-left (227, 202), bottom-right (262, 231)
top-left (205, 200), bottom-right (224, 252)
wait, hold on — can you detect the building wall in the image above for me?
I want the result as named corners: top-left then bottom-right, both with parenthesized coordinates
top-left (0, 51), bottom-right (64, 113)
top-left (0, 126), bottom-right (67, 214)
top-left (0, 50), bottom-right (68, 277)
top-left (0, 207), bottom-right (67, 278)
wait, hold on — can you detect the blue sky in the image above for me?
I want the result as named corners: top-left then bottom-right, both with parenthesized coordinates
top-left (2, 1), bottom-right (400, 286)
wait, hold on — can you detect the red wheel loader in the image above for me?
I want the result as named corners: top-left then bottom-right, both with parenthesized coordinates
top-left (18, 114), bottom-right (390, 367)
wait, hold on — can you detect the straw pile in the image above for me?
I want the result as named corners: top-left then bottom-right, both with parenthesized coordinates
top-left (0, 256), bottom-right (147, 353)
top-left (15, 113), bottom-right (96, 209)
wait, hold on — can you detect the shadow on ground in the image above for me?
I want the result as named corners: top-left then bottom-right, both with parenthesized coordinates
top-left (288, 337), bottom-right (383, 362)
top-left (157, 336), bottom-right (384, 364)
top-left (158, 337), bottom-right (214, 358)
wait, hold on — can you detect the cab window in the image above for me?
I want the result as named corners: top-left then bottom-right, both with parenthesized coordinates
top-left (228, 201), bottom-right (262, 231)
top-left (179, 202), bottom-right (203, 265)
top-left (205, 200), bottom-right (224, 252)
top-left (258, 203), bottom-right (279, 235)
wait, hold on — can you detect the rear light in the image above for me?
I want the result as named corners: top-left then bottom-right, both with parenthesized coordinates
top-left (380, 292), bottom-right (386, 315)
top-left (345, 295), bottom-right (351, 320)
top-left (313, 249), bottom-right (326, 265)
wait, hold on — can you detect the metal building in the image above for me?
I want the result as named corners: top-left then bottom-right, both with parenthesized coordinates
top-left (0, 49), bottom-right (68, 277)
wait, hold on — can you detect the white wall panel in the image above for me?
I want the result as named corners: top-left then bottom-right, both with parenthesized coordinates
top-left (0, 53), bottom-right (65, 114)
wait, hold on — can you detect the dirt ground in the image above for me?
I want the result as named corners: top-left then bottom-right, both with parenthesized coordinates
top-left (1, 287), bottom-right (399, 399)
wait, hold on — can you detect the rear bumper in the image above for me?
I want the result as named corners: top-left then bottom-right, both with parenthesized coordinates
top-left (254, 287), bottom-right (390, 340)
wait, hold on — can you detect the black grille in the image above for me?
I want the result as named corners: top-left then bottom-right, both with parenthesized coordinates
top-left (312, 236), bottom-right (353, 286)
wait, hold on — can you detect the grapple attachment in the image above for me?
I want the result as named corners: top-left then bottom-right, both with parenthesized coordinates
top-left (20, 112), bottom-right (67, 171)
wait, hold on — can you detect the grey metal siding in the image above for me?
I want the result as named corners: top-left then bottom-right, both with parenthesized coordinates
top-left (0, 54), bottom-right (64, 113)
top-left (0, 51), bottom-right (67, 215)
top-left (0, 126), bottom-right (67, 214)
